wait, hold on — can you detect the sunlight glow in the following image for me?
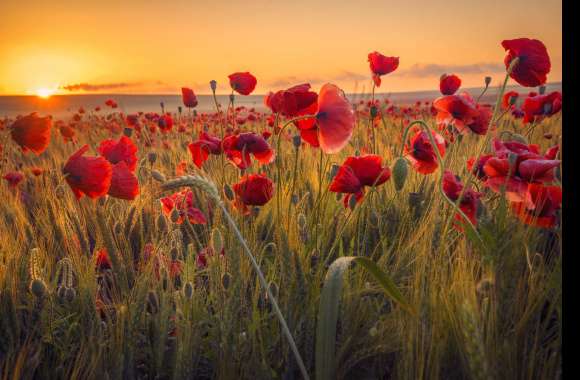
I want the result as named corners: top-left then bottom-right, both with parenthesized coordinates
top-left (35, 88), bottom-right (55, 99)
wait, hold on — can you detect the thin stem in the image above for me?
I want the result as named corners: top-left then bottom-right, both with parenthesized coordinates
top-left (217, 202), bottom-right (310, 380)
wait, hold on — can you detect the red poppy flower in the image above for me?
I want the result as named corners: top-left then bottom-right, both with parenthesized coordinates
top-left (329, 155), bottom-right (391, 207)
top-left (108, 162), bottom-right (139, 200)
top-left (63, 145), bottom-right (113, 199)
top-left (501, 38), bottom-right (551, 87)
top-left (160, 189), bottom-right (207, 225)
top-left (510, 183), bottom-right (561, 228)
top-left (467, 154), bottom-right (493, 180)
top-left (265, 83), bottom-right (318, 118)
top-left (181, 87), bottom-right (198, 108)
top-left (439, 74), bottom-right (461, 95)
top-left (175, 161), bottom-right (188, 176)
top-left (188, 131), bottom-right (223, 169)
top-left (442, 170), bottom-right (483, 228)
top-left (521, 91), bottom-right (562, 124)
top-left (433, 93), bottom-right (480, 133)
top-left (95, 248), bottom-right (112, 271)
top-left (404, 129), bottom-right (446, 174)
top-left (10, 113), bottom-right (52, 155)
top-left (464, 105), bottom-right (492, 135)
top-left (3, 171), bottom-right (24, 188)
top-left (228, 72), bottom-right (257, 95)
top-left (222, 132), bottom-right (275, 169)
top-left (158, 114), bottom-right (174, 133)
top-left (59, 125), bottom-right (76, 142)
top-left (368, 51), bottom-right (399, 87)
top-left (98, 136), bottom-right (138, 172)
top-left (502, 91), bottom-right (519, 109)
top-left (232, 174), bottom-right (274, 214)
top-left (315, 83), bottom-right (355, 154)
top-left (30, 167), bottom-right (44, 177)
top-left (483, 139), bottom-right (560, 202)
top-left (105, 99), bottom-right (118, 108)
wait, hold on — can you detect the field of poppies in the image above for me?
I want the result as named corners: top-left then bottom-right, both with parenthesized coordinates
top-left (0, 37), bottom-right (562, 379)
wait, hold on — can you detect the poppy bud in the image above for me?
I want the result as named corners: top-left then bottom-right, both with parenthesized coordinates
top-left (170, 208), bottom-right (180, 223)
top-left (511, 134), bottom-right (528, 144)
top-left (392, 157), bottom-right (409, 192)
top-left (354, 149), bottom-right (360, 157)
top-left (160, 102), bottom-right (165, 113)
top-left (223, 184), bottom-right (234, 201)
top-left (348, 194), bottom-right (358, 210)
top-left (123, 128), bottom-right (133, 137)
top-left (292, 135), bottom-right (301, 149)
top-left (539, 85), bottom-right (546, 95)
top-left (55, 186), bottom-right (66, 199)
top-left (147, 290), bottom-right (159, 314)
top-left (484, 76), bottom-right (492, 87)
top-left (147, 152), bottom-right (157, 165)
top-left (157, 214), bottom-right (168, 234)
top-left (183, 281), bottom-right (194, 299)
top-left (221, 272), bottom-right (231, 290)
top-left (210, 80), bottom-right (217, 92)
top-left (170, 247), bottom-right (179, 261)
top-left (297, 213), bottom-right (307, 230)
top-left (114, 222), bottom-right (122, 235)
top-left (211, 228), bottom-right (224, 254)
top-left (369, 326), bottom-right (378, 337)
top-left (65, 287), bottom-right (76, 302)
top-left (509, 96), bottom-right (517, 106)
top-left (370, 105), bottom-right (378, 118)
top-left (30, 279), bottom-right (47, 298)
top-left (508, 152), bottom-right (518, 170)
top-left (291, 194), bottom-right (299, 204)
top-left (178, 106), bottom-right (182, 114)
top-left (151, 170), bottom-right (166, 182)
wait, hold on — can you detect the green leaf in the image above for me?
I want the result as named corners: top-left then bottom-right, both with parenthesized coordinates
top-left (315, 256), bottom-right (413, 380)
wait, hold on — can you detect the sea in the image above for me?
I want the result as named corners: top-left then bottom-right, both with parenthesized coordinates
top-left (0, 83), bottom-right (562, 119)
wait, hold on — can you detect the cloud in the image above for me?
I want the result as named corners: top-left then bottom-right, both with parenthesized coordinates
top-left (59, 82), bottom-right (143, 92)
top-left (395, 62), bottom-right (505, 78)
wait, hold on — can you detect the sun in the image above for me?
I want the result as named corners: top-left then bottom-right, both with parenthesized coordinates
top-left (36, 88), bottom-right (55, 99)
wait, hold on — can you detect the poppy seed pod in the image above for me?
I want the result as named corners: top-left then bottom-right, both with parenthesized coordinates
top-left (30, 279), bottom-right (47, 298)
top-left (509, 96), bottom-right (518, 106)
top-left (57, 285), bottom-right (66, 299)
top-left (123, 128), bottom-right (133, 137)
top-left (370, 105), bottom-right (378, 118)
top-left (183, 281), bottom-right (194, 299)
top-left (151, 170), bottom-right (166, 183)
top-left (210, 80), bottom-right (217, 92)
top-left (392, 157), bottom-right (409, 192)
top-left (354, 149), bottom-right (360, 157)
top-left (485, 76), bottom-right (492, 86)
top-left (211, 228), bottom-right (223, 254)
top-left (170, 247), bottom-right (179, 261)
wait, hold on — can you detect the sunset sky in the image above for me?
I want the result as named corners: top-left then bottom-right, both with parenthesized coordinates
top-left (0, 0), bottom-right (562, 96)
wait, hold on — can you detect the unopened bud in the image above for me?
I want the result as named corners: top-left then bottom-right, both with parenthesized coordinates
top-left (147, 152), bottom-right (157, 165)
top-left (30, 279), bottom-right (47, 298)
top-left (392, 157), bottom-right (409, 192)
top-left (370, 105), bottom-right (378, 118)
top-left (484, 76), bottom-right (492, 87)
top-left (157, 214), bottom-right (168, 234)
top-left (292, 135), bottom-right (301, 148)
top-left (65, 287), bottom-right (76, 302)
top-left (183, 282), bottom-right (194, 299)
top-left (170, 208), bottom-right (180, 223)
top-left (147, 290), bottom-right (159, 313)
top-left (511, 134), bottom-right (528, 144)
top-left (210, 80), bottom-right (217, 92)
top-left (221, 272), bottom-right (231, 290)
top-left (211, 228), bottom-right (224, 254)
top-left (123, 128), bottom-right (133, 137)
top-left (297, 213), bottom-right (307, 230)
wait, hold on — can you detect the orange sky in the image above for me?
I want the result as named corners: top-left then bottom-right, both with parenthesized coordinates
top-left (0, 0), bottom-right (561, 96)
